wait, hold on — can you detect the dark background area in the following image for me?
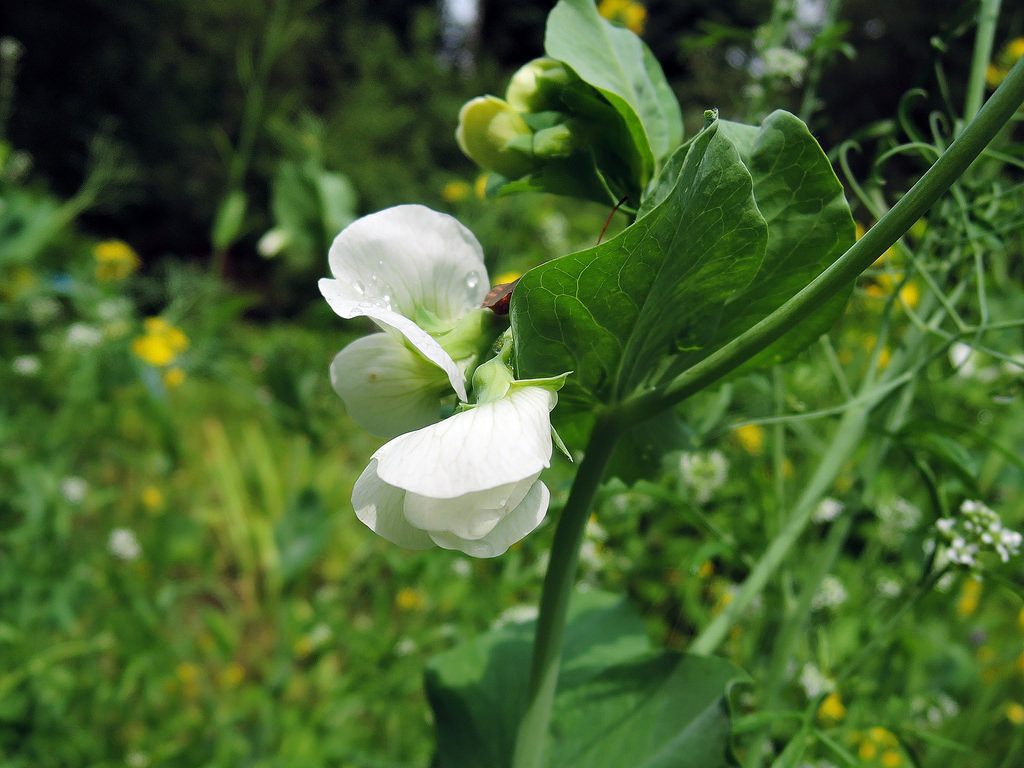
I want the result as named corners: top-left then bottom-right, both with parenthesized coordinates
top-left (0, 0), bottom-right (1009, 266)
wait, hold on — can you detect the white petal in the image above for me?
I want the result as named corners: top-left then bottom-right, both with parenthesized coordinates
top-left (402, 474), bottom-right (539, 540)
top-left (429, 481), bottom-right (550, 558)
top-left (326, 204), bottom-right (489, 324)
top-left (320, 278), bottom-right (469, 401)
top-left (351, 460), bottom-right (435, 550)
top-left (374, 387), bottom-right (556, 498)
top-left (330, 334), bottom-right (446, 438)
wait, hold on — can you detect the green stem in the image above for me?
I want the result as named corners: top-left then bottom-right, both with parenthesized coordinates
top-left (512, 415), bottom-right (624, 768)
top-left (963, 0), bottom-right (1002, 127)
top-left (621, 54), bottom-right (1024, 424)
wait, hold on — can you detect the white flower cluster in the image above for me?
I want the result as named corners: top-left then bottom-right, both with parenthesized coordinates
top-left (679, 450), bottom-right (729, 504)
top-left (798, 662), bottom-right (834, 699)
top-left (810, 574), bottom-right (848, 611)
top-left (877, 496), bottom-right (921, 548)
top-left (108, 528), bottom-right (142, 560)
top-left (320, 206), bottom-right (565, 557)
top-left (936, 500), bottom-right (1022, 568)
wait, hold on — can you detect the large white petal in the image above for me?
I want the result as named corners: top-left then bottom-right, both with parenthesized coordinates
top-left (326, 204), bottom-right (489, 323)
top-left (330, 334), bottom-right (446, 439)
top-left (320, 278), bottom-right (469, 401)
top-left (351, 460), bottom-right (435, 550)
top-left (402, 474), bottom-right (539, 540)
top-left (429, 481), bottom-right (550, 558)
top-left (374, 387), bottom-right (556, 498)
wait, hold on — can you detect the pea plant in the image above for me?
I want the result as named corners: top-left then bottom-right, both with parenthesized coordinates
top-left (317, 0), bottom-right (1024, 765)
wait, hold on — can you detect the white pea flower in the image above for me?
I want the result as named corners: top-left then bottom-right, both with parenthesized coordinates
top-left (319, 205), bottom-right (493, 438)
top-left (351, 351), bottom-right (565, 558)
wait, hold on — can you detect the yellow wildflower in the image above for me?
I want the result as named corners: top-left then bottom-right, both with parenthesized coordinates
top-left (1010, 38), bottom-right (1024, 61)
top-left (0, 266), bottom-right (38, 300)
top-left (817, 691), bottom-right (846, 724)
top-left (868, 727), bottom-right (898, 747)
top-left (94, 239), bottom-right (141, 282)
top-left (396, 587), bottom-right (425, 612)
top-left (163, 367), bottom-right (186, 388)
top-left (877, 346), bottom-right (891, 370)
top-left (859, 741), bottom-right (878, 761)
top-left (697, 560), bottom-right (714, 579)
top-left (956, 578), bottom-right (982, 617)
top-left (218, 662), bottom-right (246, 689)
top-left (141, 485), bottom-right (164, 511)
top-left (988, 38), bottom-right (1024, 88)
top-left (881, 749), bottom-right (903, 767)
top-left (131, 317), bottom-right (189, 367)
top-left (598, 0), bottom-right (647, 35)
top-left (175, 662), bottom-right (201, 698)
top-left (733, 424), bottom-right (765, 455)
top-left (1007, 702), bottom-right (1024, 725)
top-left (441, 180), bottom-right (471, 203)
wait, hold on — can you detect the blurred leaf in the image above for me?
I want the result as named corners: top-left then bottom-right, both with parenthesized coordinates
top-left (211, 188), bottom-right (248, 251)
top-left (274, 488), bottom-right (333, 585)
top-left (427, 590), bottom-right (744, 768)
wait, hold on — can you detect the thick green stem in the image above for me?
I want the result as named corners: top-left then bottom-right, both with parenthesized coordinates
top-left (621, 55), bottom-right (1024, 424)
top-left (512, 416), bottom-right (623, 768)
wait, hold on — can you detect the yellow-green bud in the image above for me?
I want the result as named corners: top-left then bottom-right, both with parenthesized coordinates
top-left (506, 58), bottom-right (573, 113)
top-left (456, 96), bottom-right (537, 180)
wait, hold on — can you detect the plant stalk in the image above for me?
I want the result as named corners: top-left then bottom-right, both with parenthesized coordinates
top-left (512, 415), bottom-right (624, 768)
top-left (622, 54), bottom-right (1024, 424)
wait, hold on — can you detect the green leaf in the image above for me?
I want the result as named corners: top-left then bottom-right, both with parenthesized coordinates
top-left (544, 0), bottom-right (683, 186)
top-left (274, 488), bottom-right (333, 585)
top-left (511, 121), bottom-right (768, 405)
top-left (709, 111), bottom-right (856, 370)
top-left (426, 591), bottom-right (744, 768)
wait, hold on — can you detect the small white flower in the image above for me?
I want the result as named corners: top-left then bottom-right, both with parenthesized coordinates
top-left (12, 355), bottom-right (41, 376)
top-left (108, 528), bottom-right (142, 560)
top-left (393, 637), bottom-right (419, 657)
top-left (810, 575), bottom-right (848, 611)
top-left (319, 205), bottom-right (491, 437)
top-left (812, 497), bottom-right (844, 524)
top-left (60, 476), bottom-right (88, 504)
top-left (934, 499), bottom-right (1022, 571)
top-left (679, 450), bottom-right (729, 504)
top-left (798, 662), bottom-right (834, 699)
top-left (492, 604), bottom-right (539, 629)
top-left (352, 385), bottom-right (557, 558)
top-left (66, 322), bottom-right (102, 348)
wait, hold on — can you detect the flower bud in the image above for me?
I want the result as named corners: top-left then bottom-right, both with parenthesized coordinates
top-left (532, 123), bottom-right (578, 159)
top-left (505, 58), bottom-right (573, 113)
top-left (456, 96), bottom-right (538, 180)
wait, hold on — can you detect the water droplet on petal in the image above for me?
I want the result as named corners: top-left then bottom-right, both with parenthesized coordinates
top-left (465, 271), bottom-right (480, 291)
top-left (353, 280), bottom-right (366, 295)
top-left (381, 293), bottom-right (393, 310)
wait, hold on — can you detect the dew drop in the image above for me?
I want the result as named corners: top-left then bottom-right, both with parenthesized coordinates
top-left (465, 271), bottom-right (480, 291)
top-left (353, 280), bottom-right (366, 295)
top-left (381, 293), bottom-right (393, 310)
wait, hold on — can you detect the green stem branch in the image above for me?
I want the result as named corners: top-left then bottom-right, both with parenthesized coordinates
top-left (621, 54), bottom-right (1024, 424)
top-left (512, 415), bottom-right (624, 768)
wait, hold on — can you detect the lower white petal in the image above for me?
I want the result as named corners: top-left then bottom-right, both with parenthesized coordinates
top-left (330, 334), bottom-right (447, 438)
top-left (374, 387), bottom-right (556, 498)
top-left (428, 481), bottom-right (550, 558)
top-left (352, 460), bottom-right (435, 550)
top-left (402, 474), bottom-right (538, 540)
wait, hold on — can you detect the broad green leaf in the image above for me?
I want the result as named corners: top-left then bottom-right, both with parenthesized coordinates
top-left (686, 111), bottom-right (855, 372)
top-left (511, 122), bottom-right (767, 405)
top-left (426, 591), bottom-right (744, 768)
top-left (545, 0), bottom-right (683, 187)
